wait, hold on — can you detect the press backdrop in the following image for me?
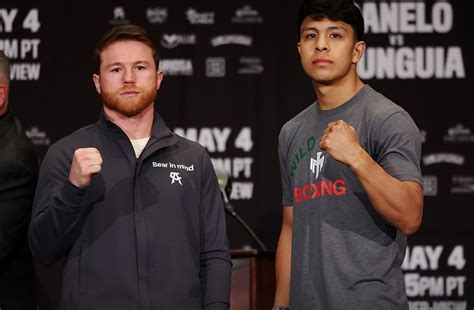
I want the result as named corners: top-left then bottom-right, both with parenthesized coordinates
top-left (1, 0), bottom-right (473, 308)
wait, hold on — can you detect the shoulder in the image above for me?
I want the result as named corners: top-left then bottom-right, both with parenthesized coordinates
top-left (0, 118), bottom-right (38, 172)
top-left (49, 124), bottom-right (97, 151)
top-left (44, 124), bottom-right (98, 163)
top-left (173, 134), bottom-right (209, 154)
top-left (172, 134), bottom-right (213, 166)
top-left (280, 103), bottom-right (315, 141)
top-left (172, 135), bottom-right (215, 177)
top-left (359, 85), bottom-right (416, 128)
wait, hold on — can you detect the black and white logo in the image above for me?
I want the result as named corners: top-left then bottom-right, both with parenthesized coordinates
top-left (206, 57), bottom-right (225, 77)
top-left (238, 57), bottom-right (264, 74)
top-left (161, 34), bottom-right (196, 48)
top-left (170, 172), bottom-right (183, 186)
top-left (444, 124), bottom-right (474, 143)
top-left (210, 34), bottom-right (252, 47)
top-left (147, 7), bottom-right (168, 24)
top-left (310, 152), bottom-right (325, 180)
top-left (109, 7), bottom-right (129, 25)
top-left (231, 5), bottom-right (263, 24)
top-left (422, 153), bottom-right (465, 166)
top-left (159, 59), bottom-right (193, 76)
top-left (186, 8), bottom-right (214, 25)
top-left (422, 175), bottom-right (438, 196)
top-left (451, 176), bottom-right (474, 194)
top-left (25, 126), bottom-right (51, 146)
top-left (420, 130), bottom-right (427, 143)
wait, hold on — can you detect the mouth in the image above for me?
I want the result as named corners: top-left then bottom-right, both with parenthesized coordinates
top-left (120, 91), bottom-right (140, 97)
top-left (312, 59), bottom-right (333, 66)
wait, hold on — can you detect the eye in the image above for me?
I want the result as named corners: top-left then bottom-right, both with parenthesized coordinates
top-left (305, 33), bottom-right (316, 40)
top-left (330, 33), bottom-right (343, 39)
top-left (136, 65), bottom-right (147, 71)
top-left (110, 67), bottom-right (121, 73)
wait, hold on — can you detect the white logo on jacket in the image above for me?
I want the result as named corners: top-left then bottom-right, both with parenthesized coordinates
top-left (170, 172), bottom-right (182, 186)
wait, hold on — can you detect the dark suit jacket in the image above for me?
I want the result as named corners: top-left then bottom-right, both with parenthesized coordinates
top-left (0, 108), bottom-right (38, 310)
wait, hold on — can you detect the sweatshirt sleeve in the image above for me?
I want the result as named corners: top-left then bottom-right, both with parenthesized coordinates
top-left (198, 149), bottom-right (232, 310)
top-left (28, 143), bottom-right (87, 265)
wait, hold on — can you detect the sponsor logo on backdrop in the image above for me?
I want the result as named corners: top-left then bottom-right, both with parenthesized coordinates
top-left (422, 175), bottom-right (438, 196)
top-left (420, 130), bottom-right (427, 143)
top-left (110, 6), bottom-right (129, 25)
top-left (186, 8), bottom-right (214, 25)
top-left (357, 1), bottom-right (465, 79)
top-left (25, 127), bottom-right (51, 146)
top-left (422, 153), bottom-right (465, 166)
top-left (147, 7), bottom-right (168, 24)
top-left (231, 5), bottom-right (263, 24)
top-left (159, 59), bottom-right (193, 76)
top-left (210, 34), bottom-right (252, 47)
top-left (161, 34), bottom-right (196, 48)
top-left (443, 123), bottom-right (474, 142)
top-left (238, 57), bottom-right (264, 74)
top-left (206, 57), bottom-right (225, 77)
top-left (451, 176), bottom-right (474, 194)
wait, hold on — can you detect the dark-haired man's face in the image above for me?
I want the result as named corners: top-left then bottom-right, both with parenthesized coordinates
top-left (93, 40), bottom-right (163, 117)
top-left (298, 17), bottom-right (365, 85)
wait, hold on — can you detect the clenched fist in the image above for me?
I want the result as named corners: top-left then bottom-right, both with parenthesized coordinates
top-left (319, 120), bottom-right (363, 167)
top-left (68, 148), bottom-right (103, 189)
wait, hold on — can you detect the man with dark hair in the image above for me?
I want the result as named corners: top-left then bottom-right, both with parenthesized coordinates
top-left (29, 24), bottom-right (231, 310)
top-left (274, 0), bottom-right (423, 309)
top-left (0, 50), bottom-right (38, 309)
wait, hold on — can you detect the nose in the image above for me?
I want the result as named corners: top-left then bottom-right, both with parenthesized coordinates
top-left (315, 36), bottom-right (329, 52)
top-left (123, 68), bottom-right (136, 84)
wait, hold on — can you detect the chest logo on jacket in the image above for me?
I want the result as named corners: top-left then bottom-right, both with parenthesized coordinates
top-left (152, 161), bottom-right (195, 171)
top-left (170, 172), bottom-right (183, 185)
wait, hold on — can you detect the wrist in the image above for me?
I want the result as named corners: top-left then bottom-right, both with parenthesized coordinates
top-left (348, 146), bottom-right (370, 171)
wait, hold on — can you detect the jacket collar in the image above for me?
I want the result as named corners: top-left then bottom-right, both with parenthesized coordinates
top-left (96, 109), bottom-right (178, 149)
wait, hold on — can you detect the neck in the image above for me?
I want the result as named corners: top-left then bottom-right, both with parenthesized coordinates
top-left (104, 104), bottom-right (154, 139)
top-left (312, 71), bottom-right (364, 110)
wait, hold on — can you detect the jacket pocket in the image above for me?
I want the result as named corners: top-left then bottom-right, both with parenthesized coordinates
top-left (79, 241), bottom-right (90, 295)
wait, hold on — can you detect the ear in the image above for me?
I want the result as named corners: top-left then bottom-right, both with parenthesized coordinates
top-left (297, 42), bottom-right (301, 55)
top-left (156, 70), bottom-right (164, 91)
top-left (92, 74), bottom-right (101, 94)
top-left (352, 41), bottom-right (366, 64)
top-left (0, 85), bottom-right (6, 110)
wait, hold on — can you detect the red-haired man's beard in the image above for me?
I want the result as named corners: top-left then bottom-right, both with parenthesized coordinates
top-left (101, 86), bottom-right (157, 117)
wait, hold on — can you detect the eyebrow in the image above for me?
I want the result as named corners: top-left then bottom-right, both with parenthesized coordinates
top-left (300, 25), bottom-right (348, 33)
top-left (106, 60), bottom-right (151, 68)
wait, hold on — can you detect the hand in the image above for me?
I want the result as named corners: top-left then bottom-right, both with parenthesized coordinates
top-left (68, 148), bottom-right (103, 189)
top-left (319, 120), bottom-right (363, 167)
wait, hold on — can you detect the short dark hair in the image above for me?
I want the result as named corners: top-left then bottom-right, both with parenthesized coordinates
top-left (95, 24), bottom-right (159, 70)
top-left (0, 50), bottom-right (10, 84)
top-left (297, 0), bottom-right (365, 41)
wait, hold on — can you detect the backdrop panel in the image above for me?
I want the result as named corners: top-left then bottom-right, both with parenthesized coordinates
top-left (1, 0), bottom-right (473, 307)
